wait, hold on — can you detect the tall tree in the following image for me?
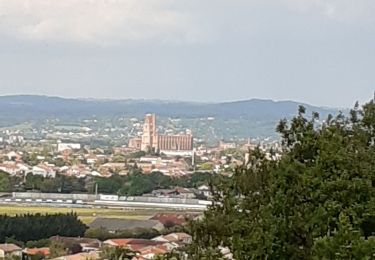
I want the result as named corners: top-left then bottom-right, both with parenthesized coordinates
top-left (188, 100), bottom-right (375, 259)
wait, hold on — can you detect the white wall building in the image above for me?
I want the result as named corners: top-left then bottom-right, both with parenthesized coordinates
top-left (57, 143), bottom-right (81, 152)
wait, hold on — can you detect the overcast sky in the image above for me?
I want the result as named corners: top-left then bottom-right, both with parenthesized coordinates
top-left (0, 0), bottom-right (374, 107)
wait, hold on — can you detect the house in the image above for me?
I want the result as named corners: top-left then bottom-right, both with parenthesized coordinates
top-left (152, 232), bottom-right (192, 244)
top-left (32, 164), bottom-right (56, 178)
top-left (197, 184), bottom-right (212, 198)
top-left (103, 238), bottom-right (181, 259)
top-left (103, 239), bottom-right (167, 254)
top-left (6, 151), bottom-right (22, 161)
top-left (0, 243), bottom-right (22, 259)
top-left (49, 236), bottom-right (102, 253)
top-left (89, 171), bottom-right (101, 177)
top-left (174, 187), bottom-right (196, 199)
top-left (98, 163), bottom-right (126, 174)
top-left (0, 161), bottom-right (30, 176)
top-left (89, 218), bottom-right (164, 233)
top-left (138, 244), bottom-right (169, 259)
top-left (24, 247), bottom-right (50, 258)
top-left (0, 163), bottom-right (19, 175)
top-left (85, 155), bottom-right (98, 165)
top-left (51, 251), bottom-right (99, 260)
top-left (57, 143), bottom-right (81, 152)
top-left (151, 187), bottom-right (196, 199)
top-left (149, 213), bottom-right (200, 227)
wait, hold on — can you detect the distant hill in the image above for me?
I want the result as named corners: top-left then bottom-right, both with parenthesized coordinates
top-left (0, 95), bottom-right (341, 138)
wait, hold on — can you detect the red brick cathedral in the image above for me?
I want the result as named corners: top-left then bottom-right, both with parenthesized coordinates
top-left (140, 114), bottom-right (193, 156)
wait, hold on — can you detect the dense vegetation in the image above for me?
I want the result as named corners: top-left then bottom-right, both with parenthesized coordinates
top-left (95, 171), bottom-right (212, 196)
top-left (186, 100), bottom-right (375, 259)
top-left (0, 213), bottom-right (87, 243)
top-left (100, 246), bottom-right (136, 260)
top-left (85, 227), bottom-right (160, 241)
top-left (0, 170), bottom-right (212, 196)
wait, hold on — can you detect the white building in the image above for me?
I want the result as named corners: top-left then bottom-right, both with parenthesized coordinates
top-left (32, 165), bottom-right (56, 178)
top-left (57, 143), bottom-right (81, 152)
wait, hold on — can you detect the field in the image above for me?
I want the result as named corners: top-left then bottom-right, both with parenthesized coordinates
top-left (0, 205), bottom-right (163, 224)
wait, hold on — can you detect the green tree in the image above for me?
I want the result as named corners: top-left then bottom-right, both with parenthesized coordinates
top-left (0, 171), bottom-right (11, 191)
top-left (49, 241), bottom-right (66, 258)
top-left (99, 246), bottom-right (136, 260)
top-left (188, 100), bottom-right (375, 259)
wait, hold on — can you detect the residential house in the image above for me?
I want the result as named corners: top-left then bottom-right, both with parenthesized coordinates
top-left (6, 151), bottom-right (22, 161)
top-left (49, 236), bottom-right (102, 253)
top-left (85, 155), bottom-right (98, 165)
top-left (0, 162), bottom-right (19, 175)
top-left (98, 163), bottom-right (126, 175)
top-left (138, 245), bottom-right (169, 259)
top-left (32, 164), bottom-right (56, 178)
top-left (152, 232), bottom-right (192, 244)
top-left (0, 243), bottom-right (22, 259)
top-left (149, 213), bottom-right (200, 227)
top-left (151, 187), bottom-right (196, 199)
top-left (24, 247), bottom-right (50, 258)
top-left (197, 184), bottom-right (212, 198)
top-left (103, 238), bottom-right (165, 252)
top-left (51, 251), bottom-right (99, 260)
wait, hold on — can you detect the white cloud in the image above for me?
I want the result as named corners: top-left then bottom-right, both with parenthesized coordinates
top-left (0, 0), bottom-right (205, 45)
top-left (0, 0), bottom-right (374, 46)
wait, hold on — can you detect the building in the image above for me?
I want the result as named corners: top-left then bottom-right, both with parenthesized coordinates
top-left (24, 247), bottom-right (50, 258)
top-left (57, 143), bottom-right (81, 152)
top-left (158, 133), bottom-right (193, 156)
top-left (0, 244), bottom-right (22, 259)
top-left (138, 114), bottom-right (193, 156)
top-left (89, 218), bottom-right (164, 233)
top-left (219, 140), bottom-right (236, 150)
top-left (128, 137), bottom-right (142, 149)
top-left (32, 164), bottom-right (56, 178)
top-left (149, 213), bottom-right (199, 227)
top-left (141, 114), bottom-right (158, 151)
top-left (152, 232), bottom-right (192, 244)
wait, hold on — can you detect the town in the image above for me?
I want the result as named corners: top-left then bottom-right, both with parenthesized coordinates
top-left (0, 113), bottom-right (280, 260)
top-left (0, 113), bottom-right (280, 191)
top-left (1, 0), bottom-right (374, 257)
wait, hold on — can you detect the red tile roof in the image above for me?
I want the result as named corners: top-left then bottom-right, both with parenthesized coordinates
top-left (25, 247), bottom-right (50, 256)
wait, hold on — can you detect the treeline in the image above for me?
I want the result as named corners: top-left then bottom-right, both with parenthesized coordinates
top-left (0, 170), bottom-right (212, 196)
top-left (95, 171), bottom-right (212, 196)
top-left (0, 172), bottom-right (87, 193)
top-left (0, 213), bottom-right (87, 242)
top-left (187, 101), bottom-right (375, 259)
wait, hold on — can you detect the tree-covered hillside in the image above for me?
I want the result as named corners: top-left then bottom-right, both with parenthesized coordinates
top-left (0, 95), bottom-right (338, 138)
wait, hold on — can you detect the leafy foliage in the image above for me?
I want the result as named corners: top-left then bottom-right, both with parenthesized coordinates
top-left (85, 227), bottom-right (160, 241)
top-left (95, 170), bottom-right (213, 196)
top-left (99, 246), bottom-right (136, 260)
top-left (0, 171), bottom-right (11, 191)
top-left (187, 100), bottom-right (375, 259)
top-left (22, 173), bottom-right (87, 193)
top-left (0, 213), bottom-right (87, 242)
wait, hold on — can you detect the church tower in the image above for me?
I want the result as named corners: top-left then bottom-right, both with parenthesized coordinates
top-left (141, 114), bottom-right (158, 152)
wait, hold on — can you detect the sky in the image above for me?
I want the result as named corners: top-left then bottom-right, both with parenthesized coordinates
top-left (0, 0), bottom-right (374, 108)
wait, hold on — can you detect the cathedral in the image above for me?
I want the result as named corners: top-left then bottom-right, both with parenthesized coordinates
top-left (140, 114), bottom-right (193, 156)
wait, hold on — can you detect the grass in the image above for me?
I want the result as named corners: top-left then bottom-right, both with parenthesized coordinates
top-left (0, 205), bottom-right (156, 224)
